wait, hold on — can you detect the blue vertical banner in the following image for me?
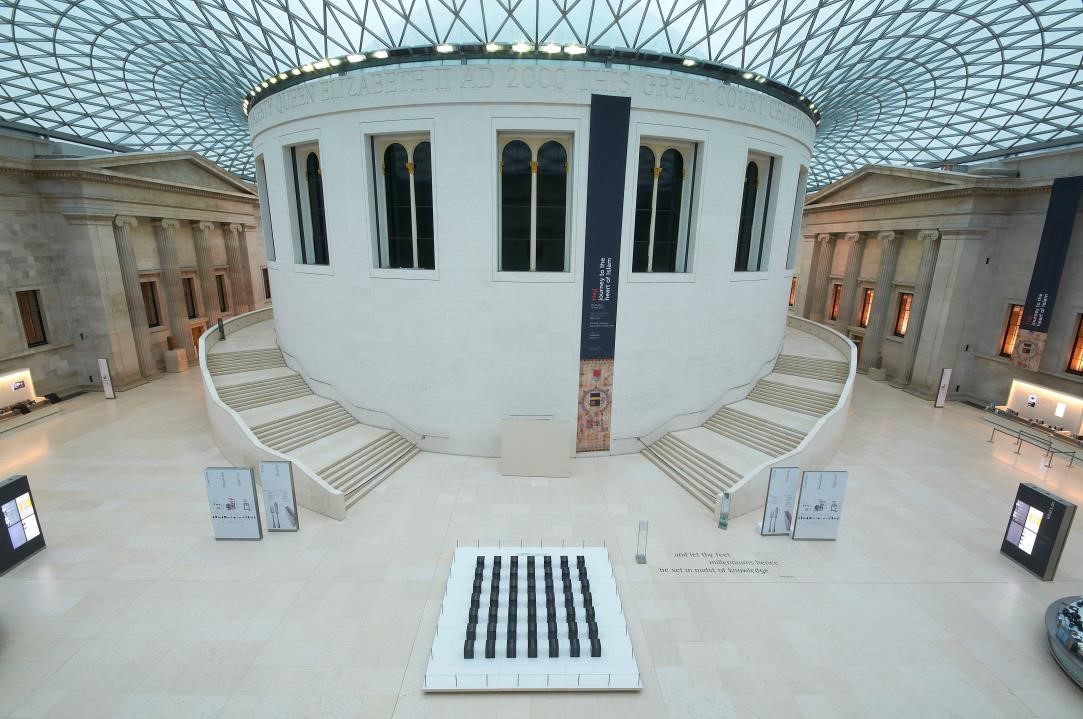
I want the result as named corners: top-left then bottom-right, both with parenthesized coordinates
top-left (1011, 176), bottom-right (1083, 370)
top-left (576, 95), bottom-right (631, 452)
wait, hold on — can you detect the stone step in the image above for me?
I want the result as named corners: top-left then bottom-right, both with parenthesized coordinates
top-left (747, 380), bottom-right (839, 417)
top-left (643, 434), bottom-right (741, 512)
top-left (251, 403), bottom-right (359, 453)
top-left (319, 431), bottom-right (419, 503)
top-left (773, 354), bottom-right (849, 382)
top-left (206, 348), bottom-right (286, 375)
top-left (704, 407), bottom-right (805, 455)
top-left (216, 375), bottom-right (312, 412)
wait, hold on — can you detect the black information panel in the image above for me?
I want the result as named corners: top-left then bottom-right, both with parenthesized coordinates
top-left (1000, 483), bottom-right (1076, 580)
top-left (0, 475), bottom-right (46, 574)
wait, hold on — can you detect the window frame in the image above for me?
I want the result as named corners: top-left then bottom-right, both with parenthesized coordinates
top-left (496, 131), bottom-right (573, 274)
top-left (253, 151), bottom-right (276, 262)
top-left (829, 283), bottom-right (842, 321)
top-left (369, 132), bottom-right (437, 272)
top-left (215, 272), bottom-right (230, 314)
top-left (282, 133), bottom-right (332, 271)
top-left (858, 287), bottom-right (875, 328)
top-left (181, 275), bottom-right (200, 320)
top-left (1067, 314), bottom-right (1083, 375)
top-left (261, 266), bottom-right (271, 300)
top-left (14, 289), bottom-right (48, 348)
top-left (629, 137), bottom-right (700, 275)
top-left (733, 148), bottom-right (781, 274)
top-left (1000, 303), bottom-right (1024, 357)
top-left (785, 166), bottom-right (809, 270)
top-left (789, 276), bottom-right (798, 307)
top-left (894, 292), bottom-right (914, 337)
top-left (139, 279), bottom-right (163, 329)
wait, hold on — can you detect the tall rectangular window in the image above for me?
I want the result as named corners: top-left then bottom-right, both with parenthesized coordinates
top-left (182, 277), bottom-right (199, 319)
top-left (829, 284), bottom-right (842, 320)
top-left (499, 133), bottom-right (571, 272)
top-left (631, 140), bottom-right (698, 273)
top-left (262, 267), bottom-right (271, 299)
top-left (894, 293), bottom-right (913, 336)
top-left (371, 134), bottom-right (436, 270)
top-left (785, 167), bottom-right (808, 270)
top-left (1000, 304), bottom-right (1024, 357)
top-left (286, 141), bottom-right (329, 266)
top-left (734, 150), bottom-right (779, 272)
top-left (15, 290), bottom-right (47, 347)
top-left (1068, 315), bottom-right (1083, 375)
top-left (254, 154), bottom-right (275, 262)
top-left (140, 281), bottom-right (161, 328)
top-left (789, 276), bottom-right (798, 307)
top-left (858, 288), bottom-right (874, 328)
top-left (216, 274), bottom-right (229, 313)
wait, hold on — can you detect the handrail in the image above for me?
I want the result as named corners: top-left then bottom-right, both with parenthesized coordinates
top-left (985, 417), bottom-right (1077, 468)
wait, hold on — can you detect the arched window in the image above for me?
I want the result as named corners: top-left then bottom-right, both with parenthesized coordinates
top-left (373, 135), bottom-right (436, 270)
top-left (306, 152), bottom-right (329, 265)
top-left (286, 141), bottom-right (330, 266)
top-left (735, 161), bottom-right (758, 271)
top-left (734, 151), bottom-right (778, 272)
top-left (499, 135), bottom-right (570, 272)
top-left (631, 141), bottom-right (696, 273)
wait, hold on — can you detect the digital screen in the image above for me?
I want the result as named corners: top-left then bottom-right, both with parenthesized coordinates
top-left (3, 492), bottom-right (38, 550)
top-left (1006, 499), bottom-right (1043, 554)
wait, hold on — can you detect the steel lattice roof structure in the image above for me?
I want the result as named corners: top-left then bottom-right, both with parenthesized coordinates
top-left (1, 1), bottom-right (1081, 187)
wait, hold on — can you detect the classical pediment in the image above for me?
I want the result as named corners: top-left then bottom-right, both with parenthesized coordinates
top-left (83, 153), bottom-right (254, 195)
top-left (807, 165), bottom-right (973, 206)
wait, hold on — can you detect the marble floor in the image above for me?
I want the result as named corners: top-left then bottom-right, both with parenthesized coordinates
top-left (0, 371), bottom-right (1081, 718)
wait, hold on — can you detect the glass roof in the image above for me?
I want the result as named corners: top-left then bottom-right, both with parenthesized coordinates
top-left (2, 1), bottom-right (1081, 187)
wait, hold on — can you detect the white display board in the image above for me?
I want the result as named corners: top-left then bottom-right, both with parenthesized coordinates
top-left (792, 471), bottom-right (849, 540)
top-left (204, 467), bottom-right (262, 540)
top-left (0, 369), bottom-right (35, 406)
top-left (97, 358), bottom-right (115, 399)
top-left (761, 466), bottom-right (801, 535)
top-left (424, 546), bottom-right (641, 692)
top-left (934, 368), bottom-right (951, 408)
top-left (259, 461), bottom-right (298, 532)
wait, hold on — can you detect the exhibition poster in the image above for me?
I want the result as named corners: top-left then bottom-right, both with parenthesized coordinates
top-left (761, 466), bottom-right (801, 535)
top-left (792, 471), bottom-right (849, 540)
top-left (0, 475), bottom-right (46, 574)
top-left (259, 461), bottom-right (299, 532)
top-left (204, 467), bottom-right (262, 540)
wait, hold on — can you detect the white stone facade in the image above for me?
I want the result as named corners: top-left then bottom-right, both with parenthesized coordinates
top-left (249, 63), bottom-right (815, 456)
top-left (0, 131), bottom-right (269, 394)
top-left (794, 148), bottom-right (1083, 404)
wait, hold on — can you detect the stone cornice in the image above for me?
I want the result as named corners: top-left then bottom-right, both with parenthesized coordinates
top-left (0, 162), bottom-right (258, 203)
top-left (804, 183), bottom-right (1050, 214)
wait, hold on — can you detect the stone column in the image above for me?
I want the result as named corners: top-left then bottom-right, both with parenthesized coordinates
top-left (899, 230), bottom-right (941, 385)
top-left (803, 233), bottom-right (836, 323)
top-left (224, 223), bottom-right (251, 314)
top-left (154, 218), bottom-right (197, 362)
top-left (859, 231), bottom-right (902, 372)
top-left (835, 232), bottom-right (866, 329)
top-left (113, 216), bottom-right (160, 380)
top-left (191, 221), bottom-right (219, 324)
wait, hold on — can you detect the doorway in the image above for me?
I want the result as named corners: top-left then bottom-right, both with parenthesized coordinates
top-left (190, 324), bottom-right (205, 356)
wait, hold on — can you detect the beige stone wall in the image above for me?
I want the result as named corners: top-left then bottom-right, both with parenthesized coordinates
top-left (798, 149), bottom-right (1083, 404)
top-left (0, 130), bottom-right (266, 395)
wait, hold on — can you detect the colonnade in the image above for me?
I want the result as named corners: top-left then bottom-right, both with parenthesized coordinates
top-left (112, 215), bottom-right (255, 381)
top-left (801, 229), bottom-right (941, 385)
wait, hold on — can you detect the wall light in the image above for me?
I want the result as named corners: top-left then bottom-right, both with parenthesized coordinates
top-left (485, 43), bottom-right (504, 52)
top-left (511, 42), bottom-right (534, 53)
top-left (681, 58), bottom-right (697, 67)
top-left (372, 49), bottom-right (389, 59)
top-left (435, 43), bottom-right (455, 53)
top-left (301, 63), bottom-right (314, 72)
top-left (540, 43), bottom-right (561, 53)
top-left (347, 53), bottom-right (366, 62)
top-left (564, 44), bottom-right (587, 55)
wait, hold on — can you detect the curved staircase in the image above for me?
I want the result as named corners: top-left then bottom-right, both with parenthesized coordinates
top-left (644, 327), bottom-right (853, 515)
top-left (201, 314), bottom-right (419, 517)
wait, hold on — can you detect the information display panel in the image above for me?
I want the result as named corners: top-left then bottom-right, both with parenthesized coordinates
top-left (761, 467), bottom-right (801, 535)
top-left (792, 471), bottom-right (848, 540)
top-left (1000, 483), bottom-right (1076, 580)
top-left (258, 461), bottom-right (298, 532)
top-left (204, 467), bottom-right (262, 540)
top-left (1, 474), bottom-right (45, 574)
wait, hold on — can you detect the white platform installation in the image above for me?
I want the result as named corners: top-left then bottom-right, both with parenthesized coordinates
top-left (424, 545), bottom-right (641, 692)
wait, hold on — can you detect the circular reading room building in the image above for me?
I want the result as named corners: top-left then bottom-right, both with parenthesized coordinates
top-left (247, 46), bottom-right (818, 456)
